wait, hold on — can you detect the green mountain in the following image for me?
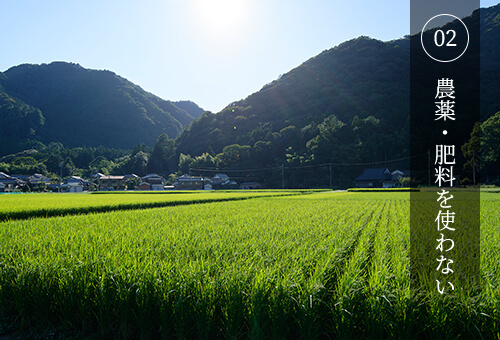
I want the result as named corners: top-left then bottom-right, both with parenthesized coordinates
top-left (176, 36), bottom-right (410, 157)
top-left (0, 62), bottom-right (198, 153)
top-left (173, 4), bottom-right (499, 187)
top-left (173, 100), bottom-right (205, 120)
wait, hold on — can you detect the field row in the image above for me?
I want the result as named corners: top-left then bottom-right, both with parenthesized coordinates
top-left (0, 192), bottom-right (498, 338)
top-left (0, 190), bottom-right (309, 221)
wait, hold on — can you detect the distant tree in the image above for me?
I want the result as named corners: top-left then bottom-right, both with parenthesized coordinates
top-left (89, 156), bottom-right (112, 175)
top-left (398, 177), bottom-right (411, 187)
top-left (178, 153), bottom-right (194, 175)
top-left (129, 151), bottom-right (149, 175)
top-left (34, 182), bottom-right (48, 192)
top-left (12, 156), bottom-right (38, 167)
top-left (191, 153), bottom-right (215, 169)
top-left (206, 145), bottom-right (216, 157)
top-left (149, 134), bottom-right (174, 174)
top-left (481, 112), bottom-right (500, 165)
top-left (46, 154), bottom-right (64, 174)
top-left (216, 144), bottom-right (251, 168)
top-left (48, 142), bottom-right (64, 152)
top-left (132, 143), bottom-right (149, 156)
top-left (125, 177), bottom-right (141, 190)
top-left (62, 157), bottom-right (75, 177)
top-left (461, 121), bottom-right (481, 181)
top-left (167, 173), bottom-right (178, 185)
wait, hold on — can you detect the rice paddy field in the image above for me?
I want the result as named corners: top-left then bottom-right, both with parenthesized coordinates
top-left (0, 190), bottom-right (499, 339)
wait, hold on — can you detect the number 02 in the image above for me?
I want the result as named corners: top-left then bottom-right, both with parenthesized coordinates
top-left (434, 30), bottom-right (457, 47)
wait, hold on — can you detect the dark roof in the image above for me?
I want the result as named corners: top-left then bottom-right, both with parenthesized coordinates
top-left (32, 173), bottom-right (50, 180)
top-left (355, 168), bottom-right (392, 181)
top-left (179, 175), bottom-right (203, 181)
top-left (0, 178), bottom-right (20, 185)
top-left (11, 174), bottom-right (31, 180)
top-left (400, 169), bottom-right (411, 176)
top-left (141, 174), bottom-right (165, 180)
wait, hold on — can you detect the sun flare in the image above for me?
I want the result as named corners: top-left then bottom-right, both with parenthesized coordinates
top-left (191, 0), bottom-right (252, 44)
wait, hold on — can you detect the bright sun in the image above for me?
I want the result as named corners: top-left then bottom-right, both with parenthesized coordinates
top-left (190, 0), bottom-right (253, 46)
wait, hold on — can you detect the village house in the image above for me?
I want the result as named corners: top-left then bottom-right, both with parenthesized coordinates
top-left (29, 173), bottom-right (52, 187)
top-left (173, 174), bottom-right (211, 190)
top-left (10, 173), bottom-right (51, 189)
top-left (140, 174), bottom-right (166, 190)
top-left (211, 173), bottom-right (229, 187)
top-left (0, 172), bottom-right (22, 192)
top-left (210, 173), bottom-right (238, 189)
top-left (390, 169), bottom-right (411, 185)
top-left (99, 175), bottom-right (125, 191)
top-left (138, 182), bottom-right (152, 190)
top-left (354, 168), bottom-right (411, 188)
top-left (354, 168), bottom-right (394, 188)
top-left (124, 174), bottom-right (139, 180)
top-left (91, 173), bottom-right (105, 180)
top-left (66, 176), bottom-right (90, 191)
top-left (63, 176), bottom-right (87, 192)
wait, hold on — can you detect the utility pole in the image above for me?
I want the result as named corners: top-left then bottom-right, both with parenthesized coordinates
top-left (59, 162), bottom-right (63, 193)
top-left (329, 163), bottom-right (332, 189)
top-left (281, 164), bottom-right (285, 189)
top-left (473, 148), bottom-right (476, 187)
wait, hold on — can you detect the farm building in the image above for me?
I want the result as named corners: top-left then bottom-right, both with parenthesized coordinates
top-left (141, 174), bottom-right (166, 190)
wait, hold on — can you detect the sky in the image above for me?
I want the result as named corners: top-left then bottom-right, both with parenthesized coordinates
top-left (2, 0), bottom-right (498, 113)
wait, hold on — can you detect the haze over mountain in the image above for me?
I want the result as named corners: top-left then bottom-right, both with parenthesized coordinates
top-left (0, 62), bottom-right (204, 153)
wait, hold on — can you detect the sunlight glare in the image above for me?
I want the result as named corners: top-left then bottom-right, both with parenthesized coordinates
top-left (191, 0), bottom-right (252, 44)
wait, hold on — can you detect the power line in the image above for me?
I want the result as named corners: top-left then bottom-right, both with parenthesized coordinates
top-left (190, 153), bottom-right (425, 173)
top-left (189, 166), bottom-right (273, 172)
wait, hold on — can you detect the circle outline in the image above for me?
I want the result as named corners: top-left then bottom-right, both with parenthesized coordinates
top-left (420, 14), bottom-right (469, 63)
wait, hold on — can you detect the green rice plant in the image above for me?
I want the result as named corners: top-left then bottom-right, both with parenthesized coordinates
top-left (0, 191), bottom-right (498, 338)
top-left (0, 190), bottom-right (305, 221)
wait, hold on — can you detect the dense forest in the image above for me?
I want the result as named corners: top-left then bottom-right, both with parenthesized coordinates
top-left (1, 4), bottom-right (499, 188)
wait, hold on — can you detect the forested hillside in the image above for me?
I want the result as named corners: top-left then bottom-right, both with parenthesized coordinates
top-left (0, 62), bottom-right (202, 153)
